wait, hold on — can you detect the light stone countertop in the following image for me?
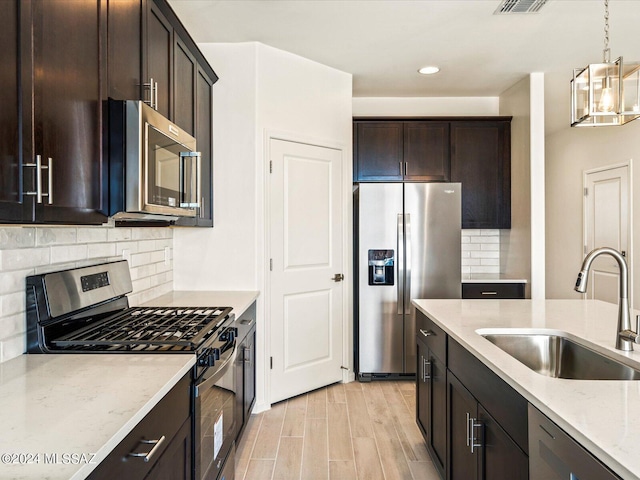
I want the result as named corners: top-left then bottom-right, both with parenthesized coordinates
top-left (413, 298), bottom-right (640, 480)
top-left (461, 273), bottom-right (528, 283)
top-left (0, 291), bottom-right (258, 480)
top-left (0, 354), bottom-right (195, 480)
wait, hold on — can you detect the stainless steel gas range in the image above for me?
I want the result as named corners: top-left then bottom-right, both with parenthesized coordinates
top-left (26, 260), bottom-right (236, 480)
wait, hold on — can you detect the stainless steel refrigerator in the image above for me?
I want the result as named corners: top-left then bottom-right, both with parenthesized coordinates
top-left (356, 182), bottom-right (461, 380)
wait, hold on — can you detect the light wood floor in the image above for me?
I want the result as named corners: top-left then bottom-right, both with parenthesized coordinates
top-left (235, 380), bottom-right (441, 480)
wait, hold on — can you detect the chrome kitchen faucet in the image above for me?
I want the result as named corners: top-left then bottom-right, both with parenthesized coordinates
top-left (575, 247), bottom-right (640, 351)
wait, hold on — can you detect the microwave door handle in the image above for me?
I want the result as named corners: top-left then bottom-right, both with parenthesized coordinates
top-left (179, 151), bottom-right (201, 211)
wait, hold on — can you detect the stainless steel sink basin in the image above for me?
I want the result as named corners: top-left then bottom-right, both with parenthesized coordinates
top-left (477, 329), bottom-right (640, 380)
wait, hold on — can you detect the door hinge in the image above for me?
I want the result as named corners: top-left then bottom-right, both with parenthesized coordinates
top-left (269, 160), bottom-right (273, 173)
top-left (584, 187), bottom-right (588, 196)
top-left (270, 356), bottom-right (273, 369)
top-left (270, 258), bottom-right (273, 271)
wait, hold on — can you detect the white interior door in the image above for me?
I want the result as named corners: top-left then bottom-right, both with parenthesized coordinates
top-left (269, 138), bottom-right (344, 404)
top-left (584, 164), bottom-right (630, 304)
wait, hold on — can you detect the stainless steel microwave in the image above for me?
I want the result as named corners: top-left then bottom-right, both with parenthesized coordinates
top-left (108, 100), bottom-right (201, 222)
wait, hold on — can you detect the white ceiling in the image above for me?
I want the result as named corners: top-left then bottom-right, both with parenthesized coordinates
top-left (168, 0), bottom-right (640, 131)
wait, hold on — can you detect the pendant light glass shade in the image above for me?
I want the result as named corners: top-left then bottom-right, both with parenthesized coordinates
top-left (571, 57), bottom-right (640, 127)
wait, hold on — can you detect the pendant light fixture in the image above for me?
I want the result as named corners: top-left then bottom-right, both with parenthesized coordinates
top-left (571, 0), bottom-right (640, 127)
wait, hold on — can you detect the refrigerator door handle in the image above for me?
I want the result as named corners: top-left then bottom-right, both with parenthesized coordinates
top-left (397, 213), bottom-right (404, 315)
top-left (405, 213), bottom-right (412, 314)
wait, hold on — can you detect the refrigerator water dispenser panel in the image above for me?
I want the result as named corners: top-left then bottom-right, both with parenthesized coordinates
top-left (368, 250), bottom-right (394, 285)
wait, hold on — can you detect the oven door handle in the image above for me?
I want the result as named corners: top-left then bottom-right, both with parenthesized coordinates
top-left (195, 341), bottom-right (236, 396)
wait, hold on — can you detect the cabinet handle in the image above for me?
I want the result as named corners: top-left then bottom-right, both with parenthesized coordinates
top-left (422, 357), bottom-right (431, 382)
top-left (128, 435), bottom-right (166, 462)
top-left (405, 161), bottom-right (408, 176)
top-left (244, 346), bottom-right (251, 364)
top-left (399, 161), bottom-right (403, 176)
top-left (481, 291), bottom-right (498, 295)
top-left (469, 417), bottom-right (482, 454)
top-left (419, 329), bottom-right (433, 337)
top-left (24, 155), bottom-right (52, 204)
top-left (143, 78), bottom-right (156, 109)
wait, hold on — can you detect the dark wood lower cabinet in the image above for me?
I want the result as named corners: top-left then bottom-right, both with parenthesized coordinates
top-left (447, 373), bottom-right (478, 480)
top-left (144, 417), bottom-right (191, 480)
top-left (417, 338), bottom-right (446, 478)
top-left (88, 374), bottom-right (190, 480)
top-left (478, 405), bottom-right (528, 480)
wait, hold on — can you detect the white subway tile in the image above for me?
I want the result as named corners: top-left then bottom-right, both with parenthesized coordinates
top-left (130, 264), bottom-right (157, 281)
top-left (470, 265), bottom-right (500, 274)
top-left (0, 313), bottom-right (24, 339)
top-left (462, 244), bottom-right (481, 251)
top-left (464, 258), bottom-right (481, 266)
top-left (480, 244), bottom-right (500, 251)
top-left (1, 292), bottom-right (24, 317)
top-left (51, 244), bottom-right (88, 264)
top-left (107, 228), bottom-right (133, 242)
top-left (470, 251), bottom-right (500, 259)
top-left (130, 252), bottom-right (152, 268)
top-left (87, 243), bottom-right (117, 259)
top-left (149, 250), bottom-right (164, 264)
top-left (481, 258), bottom-right (500, 266)
top-left (461, 266), bottom-right (471, 274)
top-left (77, 227), bottom-right (109, 243)
top-left (36, 227), bottom-right (77, 246)
top-left (137, 240), bottom-right (157, 253)
top-left (1, 248), bottom-right (50, 270)
top-left (0, 269), bottom-right (32, 295)
top-left (0, 227), bottom-right (36, 249)
top-left (480, 229), bottom-right (499, 236)
top-left (116, 241), bottom-right (140, 255)
top-left (132, 277), bottom-right (152, 293)
top-left (0, 333), bottom-right (25, 362)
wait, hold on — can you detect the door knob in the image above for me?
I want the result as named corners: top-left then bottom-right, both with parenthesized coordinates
top-left (332, 274), bottom-right (344, 282)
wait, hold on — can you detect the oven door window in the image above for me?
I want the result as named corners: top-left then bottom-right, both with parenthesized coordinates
top-left (145, 124), bottom-right (199, 213)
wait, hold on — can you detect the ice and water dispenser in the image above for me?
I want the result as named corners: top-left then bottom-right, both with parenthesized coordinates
top-left (368, 249), bottom-right (394, 285)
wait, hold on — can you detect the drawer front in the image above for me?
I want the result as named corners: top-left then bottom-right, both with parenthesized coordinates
top-left (462, 282), bottom-right (525, 299)
top-left (416, 311), bottom-right (446, 361)
top-left (88, 374), bottom-right (191, 480)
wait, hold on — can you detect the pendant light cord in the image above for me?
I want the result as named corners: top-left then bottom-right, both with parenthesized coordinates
top-left (603, 0), bottom-right (611, 63)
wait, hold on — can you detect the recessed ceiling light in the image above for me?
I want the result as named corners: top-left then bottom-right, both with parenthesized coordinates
top-left (418, 66), bottom-right (440, 75)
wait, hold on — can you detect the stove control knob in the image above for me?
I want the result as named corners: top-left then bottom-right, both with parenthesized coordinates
top-left (198, 349), bottom-right (216, 367)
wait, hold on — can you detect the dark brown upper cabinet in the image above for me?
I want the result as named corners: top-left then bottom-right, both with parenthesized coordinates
top-left (354, 121), bottom-right (450, 181)
top-left (403, 122), bottom-right (450, 181)
top-left (107, 0), bottom-right (218, 227)
top-left (0, 0), bottom-right (22, 222)
top-left (450, 121), bottom-right (511, 229)
top-left (354, 118), bottom-right (511, 229)
top-left (0, 0), bottom-right (108, 225)
top-left (354, 122), bottom-right (404, 181)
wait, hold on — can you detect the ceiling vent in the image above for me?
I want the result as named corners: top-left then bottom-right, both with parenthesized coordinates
top-left (494, 0), bottom-right (548, 14)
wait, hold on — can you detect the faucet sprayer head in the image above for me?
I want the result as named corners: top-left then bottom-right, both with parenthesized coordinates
top-left (575, 270), bottom-right (588, 293)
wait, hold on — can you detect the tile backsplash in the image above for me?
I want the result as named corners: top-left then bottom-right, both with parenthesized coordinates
top-left (461, 229), bottom-right (500, 275)
top-left (0, 221), bottom-right (173, 363)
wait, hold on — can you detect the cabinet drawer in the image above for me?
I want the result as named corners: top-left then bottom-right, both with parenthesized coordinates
top-left (462, 282), bottom-right (525, 299)
top-left (528, 404), bottom-right (620, 479)
top-left (88, 374), bottom-right (191, 480)
top-left (448, 338), bottom-right (528, 454)
top-left (416, 311), bottom-right (446, 361)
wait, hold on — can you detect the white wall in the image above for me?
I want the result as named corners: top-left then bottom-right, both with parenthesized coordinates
top-left (173, 42), bottom-right (353, 412)
top-left (497, 73), bottom-right (544, 299)
top-left (545, 73), bottom-right (640, 306)
top-left (353, 97), bottom-right (499, 117)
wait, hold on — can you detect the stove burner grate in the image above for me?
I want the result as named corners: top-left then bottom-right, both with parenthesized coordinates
top-left (51, 306), bottom-right (232, 351)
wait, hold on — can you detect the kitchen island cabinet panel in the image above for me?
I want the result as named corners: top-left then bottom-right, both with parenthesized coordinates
top-left (447, 372), bottom-right (478, 480)
top-left (479, 405), bottom-right (528, 480)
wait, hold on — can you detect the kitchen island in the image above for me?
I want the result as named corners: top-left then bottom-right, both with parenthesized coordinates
top-left (414, 298), bottom-right (640, 479)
